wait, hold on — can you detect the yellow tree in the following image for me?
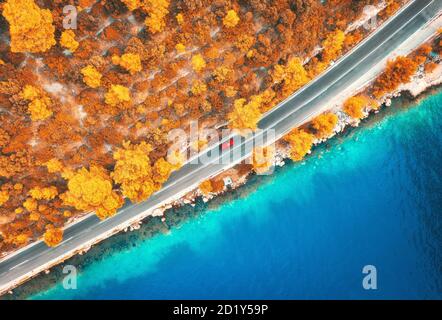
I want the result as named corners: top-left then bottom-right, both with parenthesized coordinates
top-left (112, 53), bottom-right (142, 75)
top-left (122, 0), bottom-right (141, 11)
top-left (43, 225), bottom-right (63, 247)
top-left (0, 190), bottom-right (9, 206)
top-left (142, 0), bottom-right (170, 34)
top-left (192, 54), bottom-right (206, 73)
top-left (223, 10), bottom-right (240, 28)
top-left (311, 113), bottom-right (338, 139)
top-left (176, 13), bottom-right (184, 25)
top-left (61, 165), bottom-right (124, 220)
top-left (175, 43), bottom-right (186, 53)
top-left (29, 186), bottom-right (58, 200)
top-left (4, 233), bottom-right (30, 247)
top-left (23, 198), bottom-right (38, 212)
top-left (44, 158), bottom-right (63, 173)
top-left (272, 58), bottom-right (310, 96)
top-left (60, 30), bottom-right (79, 52)
top-left (228, 98), bottom-right (262, 134)
top-left (284, 129), bottom-right (315, 161)
top-left (105, 85), bottom-right (131, 106)
top-left (343, 95), bottom-right (369, 119)
top-left (20, 85), bottom-right (53, 121)
top-left (191, 80), bottom-right (207, 95)
top-left (152, 157), bottom-right (175, 184)
top-left (81, 65), bottom-right (102, 88)
top-left (199, 180), bottom-right (213, 196)
top-left (111, 141), bottom-right (158, 203)
top-left (2, 0), bottom-right (56, 53)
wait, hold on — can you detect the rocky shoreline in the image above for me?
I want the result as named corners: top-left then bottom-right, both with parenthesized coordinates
top-left (3, 73), bottom-right (441, 299)
top-left (174, 47), bottom-right (442, 212)
top-left (1, 16), bottom-right (441, 297)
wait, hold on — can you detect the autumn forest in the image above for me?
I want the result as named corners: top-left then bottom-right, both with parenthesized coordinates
top-left (0, 0), bottom-right (424, 252)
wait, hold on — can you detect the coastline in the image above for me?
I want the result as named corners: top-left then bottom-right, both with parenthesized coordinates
top-left (4, 80), bottom-right (442, 300)
top-left (1, 11), bottom-right (441, 296)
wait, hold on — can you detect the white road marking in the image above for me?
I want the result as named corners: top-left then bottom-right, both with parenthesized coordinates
top-left (8, 259), bottom-right (29, 271)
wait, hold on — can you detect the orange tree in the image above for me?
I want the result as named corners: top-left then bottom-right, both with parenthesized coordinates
top-left (343, 95), bottom-right (370, 119)
top-left (372, 56), bottom-right (419, 98)
top-left (2, 0), bottom-right (56, 53)
top-left (61, 165), bottom-right (124, 220)
top-left (43, 225), bottom-right (63, 247)
top-left (284, 129), bottom-right (315, 162)
top-left (311, 113), bottom-right (338, 139)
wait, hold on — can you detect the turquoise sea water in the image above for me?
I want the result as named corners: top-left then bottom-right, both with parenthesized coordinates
top-left (32, 90), bottom-right (442, 299)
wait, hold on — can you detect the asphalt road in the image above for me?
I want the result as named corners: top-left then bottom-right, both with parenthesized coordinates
top-left (0, 0), bottom-right (440, 295)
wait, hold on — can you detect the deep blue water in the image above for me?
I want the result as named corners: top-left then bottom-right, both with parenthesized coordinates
top-left (33, 91), bottom-right (442, 299)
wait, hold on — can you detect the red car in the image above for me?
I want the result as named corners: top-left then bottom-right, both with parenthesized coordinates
top-left (220, 137), bottom-right (235, 151)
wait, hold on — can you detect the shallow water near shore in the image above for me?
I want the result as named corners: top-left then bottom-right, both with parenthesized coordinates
top-left (28, 89), bottom-right (442, 299)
